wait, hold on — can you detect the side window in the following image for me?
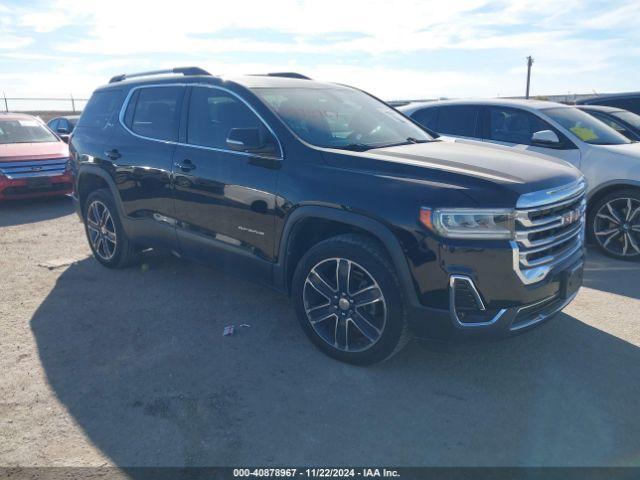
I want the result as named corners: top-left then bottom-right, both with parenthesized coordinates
top-left (78, 90), bottom-right (124, 129)
top-left (411, 107), bottom-right (438, 130)
top-left (485, 106), bottom-right (550, 145)
top-left (187, 87), bottom-right (279, 156)
top-left (48, 119), bottom-right (59, 131)
top-left (127, 86), bottom-right (183, 142)
top-left (436, 106), bottom-right (479, 137)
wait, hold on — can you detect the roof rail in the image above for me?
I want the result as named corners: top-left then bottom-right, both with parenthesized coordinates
top-left (264, 72), bottom-right (312, 80)
top-left (109, 66), bottom-right (211, 84)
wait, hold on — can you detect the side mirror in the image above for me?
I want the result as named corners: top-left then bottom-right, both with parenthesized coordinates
top-left (531, 130), bottom-right (560, 146)
top-left (226, 127), bottom-right (263, 152)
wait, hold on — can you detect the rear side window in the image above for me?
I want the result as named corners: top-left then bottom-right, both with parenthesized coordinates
top-left (78, 90), bottom-right (124, 129)
top-left (411, 107), bottom-right (438, 130)
top-left (436, 106), bottom-right (480, 137)
top-left (485, 106), bottom-right (551, 145)
top-left (186, 86), bottom-right (279, 154)
top-left (126, 86), bottom-right (183, 142)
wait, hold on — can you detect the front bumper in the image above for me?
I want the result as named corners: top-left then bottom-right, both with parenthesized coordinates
top-left (408, 261), bottom-right (583, 341)
top-left (0, 172), bottom-right (73, 200)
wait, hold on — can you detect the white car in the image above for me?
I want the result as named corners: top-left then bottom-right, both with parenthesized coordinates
top-left (399, 99), bottom-right (640, 260)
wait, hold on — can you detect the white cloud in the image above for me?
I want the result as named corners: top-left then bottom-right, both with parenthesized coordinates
top-left (2, 0), bottom-right (639, 98)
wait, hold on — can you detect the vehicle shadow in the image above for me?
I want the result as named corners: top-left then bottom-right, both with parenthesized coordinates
top-left (0, 196), bottom-right (74, 227)
top-left (30, 253), bottom-right (640, 468)
top-left (583, 247), bottom-right (640, 300)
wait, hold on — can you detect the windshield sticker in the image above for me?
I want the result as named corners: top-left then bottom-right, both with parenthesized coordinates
top-left (570, 126), bottom-right (598, 142)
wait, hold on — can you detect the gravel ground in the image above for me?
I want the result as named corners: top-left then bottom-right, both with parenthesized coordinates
top-left (0, 196), bottom-right (639, 468)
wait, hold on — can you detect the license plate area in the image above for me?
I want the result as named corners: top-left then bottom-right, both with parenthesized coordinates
top-left (26, 177), bottom-right (53, 189)
top-left (561, 262), bottom-right (583, 299)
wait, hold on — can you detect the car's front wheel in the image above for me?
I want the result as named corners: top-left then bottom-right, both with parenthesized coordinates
top-left (589, 188), bottom-right (640, 260)
top-left (292, 233), bottom-right (410, 365)
top-left (83, 188), bottom-right (140, 268)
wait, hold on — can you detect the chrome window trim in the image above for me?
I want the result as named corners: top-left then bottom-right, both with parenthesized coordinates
top-left (117, 83), bottom-right (284, 160)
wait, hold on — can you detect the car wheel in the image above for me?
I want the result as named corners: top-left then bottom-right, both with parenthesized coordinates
top-left (589, 188), bottom-right (640, 260)
top-left (84, 188), bottom-right (140, 268)
top-left (292, 233), bottom-right (410, 365)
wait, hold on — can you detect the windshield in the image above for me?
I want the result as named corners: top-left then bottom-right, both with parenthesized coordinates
top-left (252, 87), bottom-right (433, 150)
top-left (611, 110), bottom-right (640, 130)
top-left (543, 107), bottom-right (631, 145)
top-left (0, 118), bottom-right (58, 144)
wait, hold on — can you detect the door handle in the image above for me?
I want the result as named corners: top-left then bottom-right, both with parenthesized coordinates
top-left (104, 149), bottom-right (121, 160)
top-left (175, 158), bottom-right (196, 172)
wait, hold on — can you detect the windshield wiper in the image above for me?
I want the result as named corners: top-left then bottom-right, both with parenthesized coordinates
top-left (374, 137), bottom-right (432, 149)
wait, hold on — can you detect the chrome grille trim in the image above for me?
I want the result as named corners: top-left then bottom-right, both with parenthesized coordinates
top-left (0, 158), bottom-right (69, 179)
top-left (513, 179), bottom-right (586, 285)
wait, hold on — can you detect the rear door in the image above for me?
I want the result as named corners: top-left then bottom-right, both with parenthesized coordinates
top-left (433, 105), bottom-right (481, 141)
top-left (481, 105), bottom-right (581, 167)
top-left (171, 85), bottom-right (282, 283)
top-left (107, 84), bottom-right (186, 248)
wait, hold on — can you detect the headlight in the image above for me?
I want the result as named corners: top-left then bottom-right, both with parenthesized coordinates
top-left (420, 207), bottom-right (515, 239)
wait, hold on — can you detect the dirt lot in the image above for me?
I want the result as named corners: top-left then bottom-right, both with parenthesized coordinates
top-left (1, 196), bottom-right (639, 467)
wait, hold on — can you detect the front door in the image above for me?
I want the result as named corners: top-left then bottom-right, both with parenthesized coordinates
top-left (172, 85), bottom-right (282, 283)
top-left (481, 106), bottom-right (581, 167)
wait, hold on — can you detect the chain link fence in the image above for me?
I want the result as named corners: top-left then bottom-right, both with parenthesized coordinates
top-left (2, 95), bottom-right (89, 122)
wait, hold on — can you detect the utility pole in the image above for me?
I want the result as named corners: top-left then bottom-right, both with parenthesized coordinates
top-left (525, 56), bottom-right (534, 99)
top-left (2, 91), bottom-right (8, 112)
top-left (70, 94), bottom-right (76, 113)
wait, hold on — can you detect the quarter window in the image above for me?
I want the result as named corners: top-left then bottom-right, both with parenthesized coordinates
top-left (78, 90), bottom-right (124, 129)
top-left (485, 106), bottom-right (551, 145)
top-left (187, 87), bottom-right (279, 155)
top-left (128, 86), bottom-right (183, 142)
top-left (436, 106), bottom-right (480, 137)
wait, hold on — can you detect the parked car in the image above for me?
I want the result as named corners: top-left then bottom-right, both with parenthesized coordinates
top-left (47, 115), bottom-right (80, 143)
top-left (0, 113), bottom-right (72, 200)
top-left (577, 92), bottom-right (640, 116)
top-left (71, 67), bottom-right (585, 364)
top-left (576, 105), bottom-right (640, 141)
top-left (400, 99), bottom-right (640, 260)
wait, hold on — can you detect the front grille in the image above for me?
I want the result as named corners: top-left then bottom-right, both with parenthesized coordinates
top-left (0, 158), bottom-right (69, 179)
top-left (514, 180), bottom-right (586, 284)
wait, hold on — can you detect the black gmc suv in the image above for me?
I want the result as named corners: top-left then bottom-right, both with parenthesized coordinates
top-left (70, 67), bottom-right (586, 365)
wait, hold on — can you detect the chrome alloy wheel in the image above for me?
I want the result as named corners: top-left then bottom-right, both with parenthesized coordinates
top-left (594, 197), bottom-right (640, 257)
top-left (303, 258), bottom-right (387, 352)
top-left (86, 200), bottom-right (117, 261)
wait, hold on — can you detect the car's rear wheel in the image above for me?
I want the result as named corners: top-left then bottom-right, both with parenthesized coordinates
top-left (589, 189), bottom-right (640, 260)
top-left (292, 233), bottom-right (410, 365)
top-left (84, 189), bottom-right (140, 268)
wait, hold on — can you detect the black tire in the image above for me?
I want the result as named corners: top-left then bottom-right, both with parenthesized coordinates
top-left (588, 188), bottom-right (640, 261)
top-left (291, 233), bottom-right (410, 365)
top-left (83, 188), bottom-right (140, 268)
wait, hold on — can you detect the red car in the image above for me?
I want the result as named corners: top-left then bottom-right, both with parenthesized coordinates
top-left (0, 113), bottom-right (73, 200)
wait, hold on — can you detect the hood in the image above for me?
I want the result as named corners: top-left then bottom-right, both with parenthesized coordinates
top-left (322, 139), bottom-right (581, 206)
top-left (0, 141), bottom-right (69, 162)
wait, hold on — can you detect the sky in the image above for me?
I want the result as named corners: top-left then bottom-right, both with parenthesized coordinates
top-left (0, 0), bottom-right (639, 103)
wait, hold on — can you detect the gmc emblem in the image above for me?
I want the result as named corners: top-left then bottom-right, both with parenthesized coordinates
top-left (561, 208), bottom-right (582, 226)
